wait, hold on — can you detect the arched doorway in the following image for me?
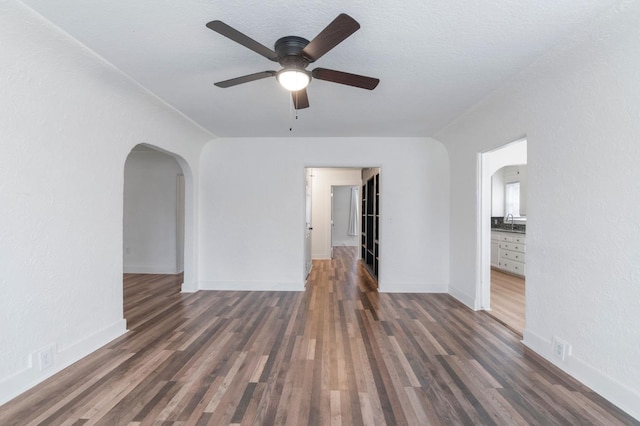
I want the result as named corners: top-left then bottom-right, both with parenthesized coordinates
top-left (123, 145), bottom-right (185, 275)
top-left (122, 143), bottom-right (196, 326)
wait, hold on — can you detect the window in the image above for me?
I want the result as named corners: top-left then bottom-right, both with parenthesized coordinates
top-left (505, 182), bottom-right (520, 217)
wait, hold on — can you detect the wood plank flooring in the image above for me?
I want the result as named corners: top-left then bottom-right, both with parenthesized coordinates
top-left (0, 247), bottom-right (636, 425)
top-left (488, 269), bottom-right (526, 335)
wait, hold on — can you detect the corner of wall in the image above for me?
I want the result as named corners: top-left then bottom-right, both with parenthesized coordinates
top-left (181, 280), bottom-right (197, 293)
top-left (448, 285), bottom-right (478, 310)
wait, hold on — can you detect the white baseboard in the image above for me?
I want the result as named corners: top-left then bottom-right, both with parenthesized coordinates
top-left (448, 285), bottom-right (477, 309)
top-left (0, 319), bottom-right (127, 406)
top-left (123, 265), bottom-right (179, 274)
top-left (198, 281), bottom-right (304, 292)
top-left (331, 242), bottom-right (359, 248)
top-left (181, 281), bottom-right (196, 293)
top-left (523, 329), bottom-right (640, 421)
top-left (312, 254), bottom-right (331, 260)
top-left (379, 281), bottom-right (448, 293)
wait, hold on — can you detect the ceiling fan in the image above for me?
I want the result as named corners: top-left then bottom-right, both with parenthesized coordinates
top-left (206, 13), bottom-right (380, 110)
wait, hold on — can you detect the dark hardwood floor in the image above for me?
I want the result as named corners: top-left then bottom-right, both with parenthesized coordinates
top-left (0, 247), bottom-right (636, 424)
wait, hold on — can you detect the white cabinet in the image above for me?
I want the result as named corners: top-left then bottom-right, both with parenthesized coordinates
top-left (492, 231), bottom-right (526, 277)
top-left (490, 233), bottom-right (499, 267)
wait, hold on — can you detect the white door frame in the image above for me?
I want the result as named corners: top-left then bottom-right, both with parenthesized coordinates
top-left (303, 168), bottom-right (313, 281)
top-left (303, 167), bottom-right (369, 281)
top-left (330, 186), bottom-right (334, 259)
top-left (477, 138), bottom-right (527, 310)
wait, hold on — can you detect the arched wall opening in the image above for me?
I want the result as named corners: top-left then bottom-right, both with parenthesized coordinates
top-left (123, 143), bottom-right (196, 294)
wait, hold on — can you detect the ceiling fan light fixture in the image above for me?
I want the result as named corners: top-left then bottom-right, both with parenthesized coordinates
top-left (277, 69), bottom-right (310, 91)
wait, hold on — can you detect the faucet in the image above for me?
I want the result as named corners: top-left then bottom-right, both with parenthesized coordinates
top-left (506, 213), bottom-right (514, 230)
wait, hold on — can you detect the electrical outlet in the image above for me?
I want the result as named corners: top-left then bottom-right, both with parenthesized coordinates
top-left (37, 346), bottom-right (54, 371)
top-left (552, 337), bottom-right (570, 361)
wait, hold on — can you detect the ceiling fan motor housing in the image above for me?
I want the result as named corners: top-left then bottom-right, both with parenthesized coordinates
top-left (275, 36), bottom-right (311, 70)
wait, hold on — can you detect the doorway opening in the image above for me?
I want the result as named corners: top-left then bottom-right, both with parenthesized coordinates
top-left (304, 167), bottom-right (380, 288)
top-left (330, 185), bottom-right (360, 259)
top-left (478, 139), bottom-right (527, 334)
top-left (122, 144), bottom-right (193, 327)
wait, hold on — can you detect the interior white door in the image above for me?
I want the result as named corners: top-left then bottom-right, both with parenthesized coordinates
top-left (330, 187), bottom-right (334, 259)
top-left (304, 169), bottom-right (313, 279)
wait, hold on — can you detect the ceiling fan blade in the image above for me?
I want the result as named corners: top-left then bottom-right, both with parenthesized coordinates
top-left (312, 68), bottom-right (380, 90)
top-left (214, 71), bottom-right (276, 88)
top-left (292, 89), bottom-right (309, 109)
top-left (302, 14), bottom-right (360, 62)
top-left (206, 20), bottom-right (278, 62)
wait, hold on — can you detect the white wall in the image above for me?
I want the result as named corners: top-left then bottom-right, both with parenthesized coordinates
top-left (198, 138), bottom-right (449, 292)
top-left (311, 168), bottom-right (362, 259)
top-left (0, 1), bottom-right (212, 405)
top-left (123, 149), bottom-right (183, 274)
top-left (435, 1), bottom-right (640, 419)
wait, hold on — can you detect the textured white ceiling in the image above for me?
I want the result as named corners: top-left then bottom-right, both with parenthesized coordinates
top-left (20, 0), bottom-right (620, 138)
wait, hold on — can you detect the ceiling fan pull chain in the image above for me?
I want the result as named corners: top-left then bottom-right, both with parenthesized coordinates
top-left (289, 92), bottom-right (293, 132)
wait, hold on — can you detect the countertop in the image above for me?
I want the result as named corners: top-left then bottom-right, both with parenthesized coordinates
top-left (491, 228), bottom-right (526, 234)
